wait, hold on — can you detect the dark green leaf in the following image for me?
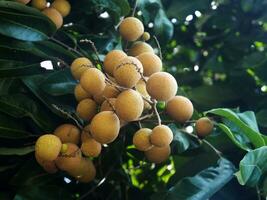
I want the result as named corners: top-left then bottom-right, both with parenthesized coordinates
top-left (0, 146), bottom-right (34, 155)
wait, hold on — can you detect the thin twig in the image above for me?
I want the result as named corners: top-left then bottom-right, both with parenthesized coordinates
top-left (79, 39), bottom-right (102, 66)
top-left (153, 35), bottom-right (162, 60)
top-left (137, 121), bottom-right (142, 128)
top-left (256, 185), bottom-right (261, 200)
top-left (133, 112), bottom-right (154, 121)
top-left (152, 100), bottom-right (161, 125)
top-left (103, 96), bottom-right (116, 112)
top-left (132, 0), bottom-right (139, 17)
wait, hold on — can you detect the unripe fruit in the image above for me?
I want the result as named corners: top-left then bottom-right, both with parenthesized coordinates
top-left (16, 0), bottom-right (31, 4)
top-left (35, 134), bottom-right (62, 161)
top-left (135, 79), bottom-right (151, 110)
top-left (35, 152), bottom-right (58, 173)
top-left (104, 50), bottom-right (127, 76)
top-left (195, 117), bottom-right (214, 137)
top-left (150, 125), bottom-right (173, 147)
top-left (119, 17), bottom-right (144, 41)
top-left (115, 89), bottom-right (144, 121)
top-left (113, 56), bottom-right (143, 88)
top-left (90, 111), bottom-right (120, 144)
top-left (81, 137), bottom-right (102, 157)
top-left (76, 98), bottom-right (97, 121)
top-left (54, 124), bottom-right (80, 145)
top-left (142, 32), bottom-right (150, 41)
top-left (80, 68), bottom-right (106, 95)
top-left (145, 145), bottom-right (171, 163)
top-left (42, 8), bottom-right (63, 29)
top-left (100, 98), bottom-right (116, 112)
top-left (133, 128), bottom-right (153, 151)
top-left (31, 0), bottom-right (46, 10)
top-left (166, 96), bottom-right (193, 123)
top-left (137, 52), bottom-right (162, 76)
top-left (146, 72), bottom-right (178, 101)
top-left (51, 0), bottom-right (71, 17)
top-left (93, 84), bottom-right (120, 104)
top-left (71, 57), bottom-right (93, 80)
top-left (74, 84), bottom-right (92, 102)
top-left (128, 42), bottom-right (154, 57)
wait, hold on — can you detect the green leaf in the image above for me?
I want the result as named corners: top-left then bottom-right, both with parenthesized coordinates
top-left (0, 146), bottom-right (34, 155)
top-left (256, 109), bottom-right (267, 128)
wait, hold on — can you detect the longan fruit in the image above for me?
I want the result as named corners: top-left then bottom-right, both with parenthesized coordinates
top-left (71, 57), bottom-right (93, 80)
top-left (51, 0), bottom-right (71, 17)
top-left (54, 124), bottom-right (80, 144)
top-left (133, 128), bottom-right (153, 151)
top-left (35, 134), bottom-right (62, 161)
top-left (128, 41), bottom-right (154, 57)
top-left (150, 125), bottom-right (173, 147)
top-left (115, 89), bottom-right (144, 121)
top-left (113, 56), bottom-right (143, 88)
top-left (119, 17), bottom-right (144, 41)
top-left (166, 96), bottom-right (194, 123)
top-left (195, 117), bottom-right (214, 137)
top-left (31, 0), bottom-right (46, 10)
top-left (93, 84), bottom-right (120, 104)
top-left (81, 128), bottom-right (91, 143)
top-left (74, 84), bottom-right (92, 102)
top-left (142, 32), bottom-right (150, 41)
top-left (137, 52), bottom-right (162, 76)
top-left (146, 72), bottom-right (178, 101)
top-left (42, 8), bottom-right (63, 29)
top-left (145, 145), bottom-right (171, 164)
top-left (35, 152), bottom-right (58, 173)
top-left (100, 98), bottom-right (116, 112)
top-left (135, 79), bottom-right (151, 110)
top-left (76, 98), bottom-right (97, 121)
top-left (16, 0), bottom-right (31, 4)
top-left (90, 111), bottom-right (120, 144)
top-left (81, 137), bottom-right (102, 157)
top-left (104, 50), bottom-right (127, 76)
top-left (80, 68), bottom-right (106, 95)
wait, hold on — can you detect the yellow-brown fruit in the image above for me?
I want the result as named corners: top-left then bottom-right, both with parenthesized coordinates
top-left (80, 68), bottom-right (106, 95)
top-left (93, 84), bottom-right (120, 104)
top-left (42, 8), bottom-right (63, 29)
top-left (51, 0), bottom-right (71, 17)
top-left (76, 98), bottom-right (97, 121)
top-left (90, 111), bottom-right (120, 144)
top-left (74, 84), bottom-right (92, 102)
top-left (16, 0), bottom-right (31, 4)
top-left (103, 50), bottom-right (127, 76)
top-left (135, 79), bottom-right (151, 110)
top-left (133, 128), bottom-right (152, 151)
top-left (150, 125), bottom-right (173, 147)
top-left (100, 98), bottom-right (116, 112)
top-left (35, 134), bottom-right (62, 161)
top-left (128, 41), bottom-right (154, 57)
top-left (145, 145), bottom-right (171, 163)
top-left (35, 152), bottom-right (58, 173)
top-left (146, 72), bottom-right (178, 101)
top-left (195, 117), bottom-right (214, 137)
top-left (142, 32), bottom-right (150, 41)
top-left (166, 96), bottom-right (194, 123)
top-left (81, 128), bottom-right (91, 143)
top-left (115, 89), bottom-right (144, 121)
top-left (31, 0), bottom-right (46, 10)
top-left (113, 56), bottom-right (143, 88)
top-left (54, 124), bottom-right (80, 145)
top-left (137, 52), bottom-right (162, 76)
top-left (70, 57), bottom-right (93, 80)
top-left (81, 137), bottom-right (102, 157)
top-left (119, 17), bottom-right (144, 41)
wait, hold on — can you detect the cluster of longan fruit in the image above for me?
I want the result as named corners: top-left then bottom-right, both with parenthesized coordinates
top-left (16, 0), bottom-right (71, 29)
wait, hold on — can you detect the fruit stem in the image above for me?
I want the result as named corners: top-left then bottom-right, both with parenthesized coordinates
top-left (153, 35), bottom-right (162, 60)
top-left (132, 0), bottom-right (139, 17)
top-left (103, 96), bottom-right (116, 112)
top-left (152, 99), bottom-right (161, 125)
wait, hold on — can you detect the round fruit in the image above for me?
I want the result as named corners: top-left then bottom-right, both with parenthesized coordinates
top-left (70, 57), bottom-right (93, 80)
top-left (42, 8), bottom-right (63, 29)
top-left (166, 96), bottom-right (194, 123)
top-left (80, 128), bottom-right (91, 143)
top-left (145, 145), bottom-right (171, 163)
top-left (135, 79), bottom-right (151, 110)
top-left (31, 0), bottom-right (46, 10)
top-left (51, 0), bottom-right (71, 17)
top-left (113, 56), bottom-right (143, 88)
top-left (195, 117), bottom-right (214, 137)
top-left (146, 72), bottom-right (178, 101)
top-left (128, 41), bottom-right (154, 57)
top-left (93, 84), bottom-right (120, 104)
top-left (16, 0), bottom-right (31, 4)
top-left (119, 17), bottom-right (144, 41)
top-left (35, 152), bottom-right (58, 173)
top-left (115, 89), bottom-right (144, 121)
top-left (137, 52), bottom-right (162, 76)
top-left (142, 32), bottom-right (150, 41)
top-left (80, 68), bottom-right (106, 95)
top-left (103, 50), bottom-right (127, 76)
top-left (74, 84), bottom-right (92, 102)
top-left (100, 98), bottom-right (116, 112)
top-left (133, 128), bottom-right (153, 151)
top-left (54, 124), bottom-right (80, 144)
top-left (35, 134), bottom-right (62, 161)
top-left (150, 125), bottom-right (173, 147)
top-left (81, 137), bottom-right (102, 157)
top-left (76, 98), bottom-right (97, 121)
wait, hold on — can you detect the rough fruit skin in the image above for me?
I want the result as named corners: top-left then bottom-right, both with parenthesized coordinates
top-left (150, 125), bottom-right (173, 147)
top-left (81, 128), bottom-right (91, 143)
top-left (35, 134), bottom-right (62, 161)
top-left (100, 98), bottom-right (116, 112)
top-left (80, 68), bottom-right (106, 95)
top-left (195, 117), bottom-right (214, 137)
top-left (113, 56), bottom-right (143, 88)
top-left (42, 8), bottom-right (63, 29)
top-left (90, 111), bottom-right (120, 144)
top-left (146, 72), bottom-right (178, 101)
top-left (76, 98), bottom-right (97, 121)
top-left (35, 152), bottom-right (58, 173)
top-left (137, 52), bottom-right (162, 76)
top-left (135, 79), bottom-right (151, 110)
top-left (128, 42), bottom-right (154, 57)
top-left (81, 137), bottom-right (102, 157)
top-left (31, 0), bottom-right (46, 10)
top-left (71, 57), bottom-right (93, 80)
top-left (104, 50), bottom-right (127, 76)
top-left (133, 128), bottom-right (153, 151)
top-left (145, 145), bottom-right (171, 163)
top-left (16, 0), bottom-right (31, 4)
top-left (115, 89), bottom-right (144, 121)
top-left (119, 17), bottom-right (144, 41)
top-left (51, 0), bottom-right (71, 17)
top-left (93, 84), bottom-right (120, 104)
top-left (74, 84), bottom-right (92, 102)
top-left (54, 124), bottom-right (80, 145)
